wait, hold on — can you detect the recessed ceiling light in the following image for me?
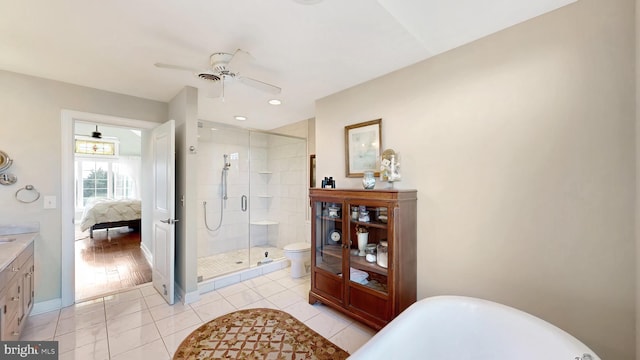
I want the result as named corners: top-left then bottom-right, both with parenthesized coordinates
top-left (293, 0), bottom-right (323, 4)
top-left (234, 116), bottom-right (247, 121)
top-left (268, 99), bottom-right (282, 105)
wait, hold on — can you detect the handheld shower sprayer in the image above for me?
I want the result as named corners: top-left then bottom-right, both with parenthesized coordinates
top-left (223, 154), bottom-right (231, 170)
top-left (222, 154), bottom-right (230, 200)
top-left (204, 153), bottom-right (231, 231)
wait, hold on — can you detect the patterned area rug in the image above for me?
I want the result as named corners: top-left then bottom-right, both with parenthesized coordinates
top-left (173, 308), bottom-right (349, 360)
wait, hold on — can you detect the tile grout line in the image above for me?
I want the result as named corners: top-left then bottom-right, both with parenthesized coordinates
top-left (102, 297), bottom-right (112, 360)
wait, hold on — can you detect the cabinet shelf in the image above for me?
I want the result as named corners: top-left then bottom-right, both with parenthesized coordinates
top-left (319, 244), bottom-right (342, 255)
top-left (316, 215), bottom-right (343, 223)
top-left (350, 220), bottom-right (387, 229)
top-left (319, 246), bottom-right (387, 276)
top-left (350, 255), bottom-right (387, 276)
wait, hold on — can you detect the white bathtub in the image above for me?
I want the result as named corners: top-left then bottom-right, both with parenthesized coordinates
top-left (348, 296), bottom-right (599, 360)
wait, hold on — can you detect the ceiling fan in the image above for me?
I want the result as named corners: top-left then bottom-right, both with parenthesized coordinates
top-left (155, 49), bottom-right (281, 98)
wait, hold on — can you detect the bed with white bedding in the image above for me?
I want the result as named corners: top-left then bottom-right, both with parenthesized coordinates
top-left (80, 199), bottom-right (141, 238)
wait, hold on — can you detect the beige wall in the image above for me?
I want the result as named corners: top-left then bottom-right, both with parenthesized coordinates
top-left (316, 1), bottom-right (635, 359)
top-left (0, 70), bottom-right (167, 303)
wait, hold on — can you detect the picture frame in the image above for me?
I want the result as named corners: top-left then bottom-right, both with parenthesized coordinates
top-left (344, 119), bottom-right (382, 178)
top-left (309, 154), bottom-right (316, 187)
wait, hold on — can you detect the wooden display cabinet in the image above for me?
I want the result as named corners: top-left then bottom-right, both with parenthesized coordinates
top-left (309, 188), bottom-right (417, 330)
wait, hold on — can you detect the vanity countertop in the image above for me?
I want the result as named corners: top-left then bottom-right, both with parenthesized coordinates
top-left (0, 232), bottom-right (36, 272)
top-left (0, 223), bottom-right (38, 272)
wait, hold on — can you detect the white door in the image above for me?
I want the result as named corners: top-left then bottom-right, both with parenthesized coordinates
top-left (152, 120), bottom-right (176, 304)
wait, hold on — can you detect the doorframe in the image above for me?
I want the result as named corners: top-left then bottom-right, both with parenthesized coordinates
top-left (61, 110), bottom-right (158, 307)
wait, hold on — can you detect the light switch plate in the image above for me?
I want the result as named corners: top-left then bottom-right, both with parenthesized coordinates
top-left (44, 195), bottom-right (56, 209)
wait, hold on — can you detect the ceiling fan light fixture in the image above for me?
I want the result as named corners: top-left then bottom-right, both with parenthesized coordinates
top-left (268, 99), bottom-right (282, 105)
top-left (234, 116), bottom-right (247, 121)
top-left (91, 125), bottom-right (102, 139)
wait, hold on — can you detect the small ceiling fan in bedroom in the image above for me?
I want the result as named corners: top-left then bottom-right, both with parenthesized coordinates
top-left (154, 49), bottom-right (281, 99)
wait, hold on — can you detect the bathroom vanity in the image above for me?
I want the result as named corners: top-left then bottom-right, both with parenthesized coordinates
top-left (0, 229), bottom-right (36, 341)
top-left (309, 188), bottom-right (417, 330)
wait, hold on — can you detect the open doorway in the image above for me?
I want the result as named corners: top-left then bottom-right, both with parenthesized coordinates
top-left (72, 122), bottom-right (151, 301)
top-left (62, 110), bottom-right (175, 308)
top-left (61, 111), bottom-right (159, 305)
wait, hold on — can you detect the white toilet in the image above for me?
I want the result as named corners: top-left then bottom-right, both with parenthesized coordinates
top-left (283, 242), bottom-right (311, 278)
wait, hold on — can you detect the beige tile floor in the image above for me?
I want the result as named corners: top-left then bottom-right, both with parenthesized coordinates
top-left (20, 268), bottom-right (376, 360)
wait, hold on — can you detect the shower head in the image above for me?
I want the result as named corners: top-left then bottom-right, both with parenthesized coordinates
top-left (223, 154), bottom-right (231, 170)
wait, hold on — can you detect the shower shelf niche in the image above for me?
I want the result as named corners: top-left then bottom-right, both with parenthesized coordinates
top-left (258, 171), bottom-right (273, 175)
top-left (256, 195), bottom-right (273, 198)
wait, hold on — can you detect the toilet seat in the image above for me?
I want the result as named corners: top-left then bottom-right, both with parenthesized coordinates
top-left (284, 242), bottom-right (310, 252)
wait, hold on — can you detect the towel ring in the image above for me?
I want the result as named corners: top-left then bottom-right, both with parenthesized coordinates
top-left (15, 184), bottom-right (40, 203)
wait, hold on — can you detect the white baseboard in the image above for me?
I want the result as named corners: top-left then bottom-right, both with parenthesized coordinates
top-left (140, 243), bottom-right (152, 265)
top-left (183, 289), bottom-right (200, 304)
top-left (31, 298), bottom-right (62, 315)
top-left (175, 282), bottom-right (200, 305)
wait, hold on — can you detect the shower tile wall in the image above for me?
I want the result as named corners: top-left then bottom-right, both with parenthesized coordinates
top-left (249, 133), bottom-right (306, 249)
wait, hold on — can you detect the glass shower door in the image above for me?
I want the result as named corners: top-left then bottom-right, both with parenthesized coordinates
top-left (197, 121), bottom-right (251, 281)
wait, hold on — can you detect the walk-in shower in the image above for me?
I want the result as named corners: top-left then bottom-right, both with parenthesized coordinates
top-left (196, 120), bottom-right (307, 281)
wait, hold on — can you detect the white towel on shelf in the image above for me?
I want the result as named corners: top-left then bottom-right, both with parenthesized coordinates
top-left (350, 267), bottom-right (369, 285)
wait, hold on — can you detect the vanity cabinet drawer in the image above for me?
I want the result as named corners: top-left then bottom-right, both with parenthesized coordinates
top-left (0, 257), bottom-right (20, 286)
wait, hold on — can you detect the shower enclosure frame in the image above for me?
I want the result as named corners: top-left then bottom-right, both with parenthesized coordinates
top-left (196, 120), bottom-right (308, 282)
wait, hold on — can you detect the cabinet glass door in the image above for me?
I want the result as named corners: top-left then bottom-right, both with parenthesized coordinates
top-left (313, 201), bottom-right (344, 276)
top-left (347, 204), bottom-right (389, 295)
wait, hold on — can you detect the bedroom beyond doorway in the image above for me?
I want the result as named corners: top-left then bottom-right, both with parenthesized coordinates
top-left (73, 121), bottom-right (150, 302)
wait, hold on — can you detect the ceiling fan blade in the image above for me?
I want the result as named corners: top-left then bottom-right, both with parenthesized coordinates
top-left (237, 76), bottom-right (281, 94)
top-left (227, 48), bottom-right (252, 69)
top-left (154, 63), bottom-right (200, 73)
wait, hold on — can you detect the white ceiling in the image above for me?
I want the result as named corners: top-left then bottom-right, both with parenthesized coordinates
top-left (0, 0), bottom-right (576, 130)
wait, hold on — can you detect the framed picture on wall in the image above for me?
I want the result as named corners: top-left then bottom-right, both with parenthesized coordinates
top-left (345, 119), bottom-right (382, 178)
top-left (310, 154), bottom-right (316, 187)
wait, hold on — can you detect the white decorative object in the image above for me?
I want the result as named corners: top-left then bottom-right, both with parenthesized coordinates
top-left (380, 149), bottom-right (401, 187)
top-left (362, 171), bottom-right (376, 189)
top-left (357, 232), bottom-right (368, 256)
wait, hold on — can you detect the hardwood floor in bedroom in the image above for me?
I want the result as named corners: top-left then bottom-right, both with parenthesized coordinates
top-left (75, 227), bottom-right (152, 301)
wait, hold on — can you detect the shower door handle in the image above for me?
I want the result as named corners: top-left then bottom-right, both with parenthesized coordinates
top-left (241, 195), bottom-right (248, 212)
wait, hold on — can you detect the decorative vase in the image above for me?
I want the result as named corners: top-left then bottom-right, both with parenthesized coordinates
top-left (362, 171), bottom-right (375, 189)
top-left (357, 232), bottom-right (368, 256)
